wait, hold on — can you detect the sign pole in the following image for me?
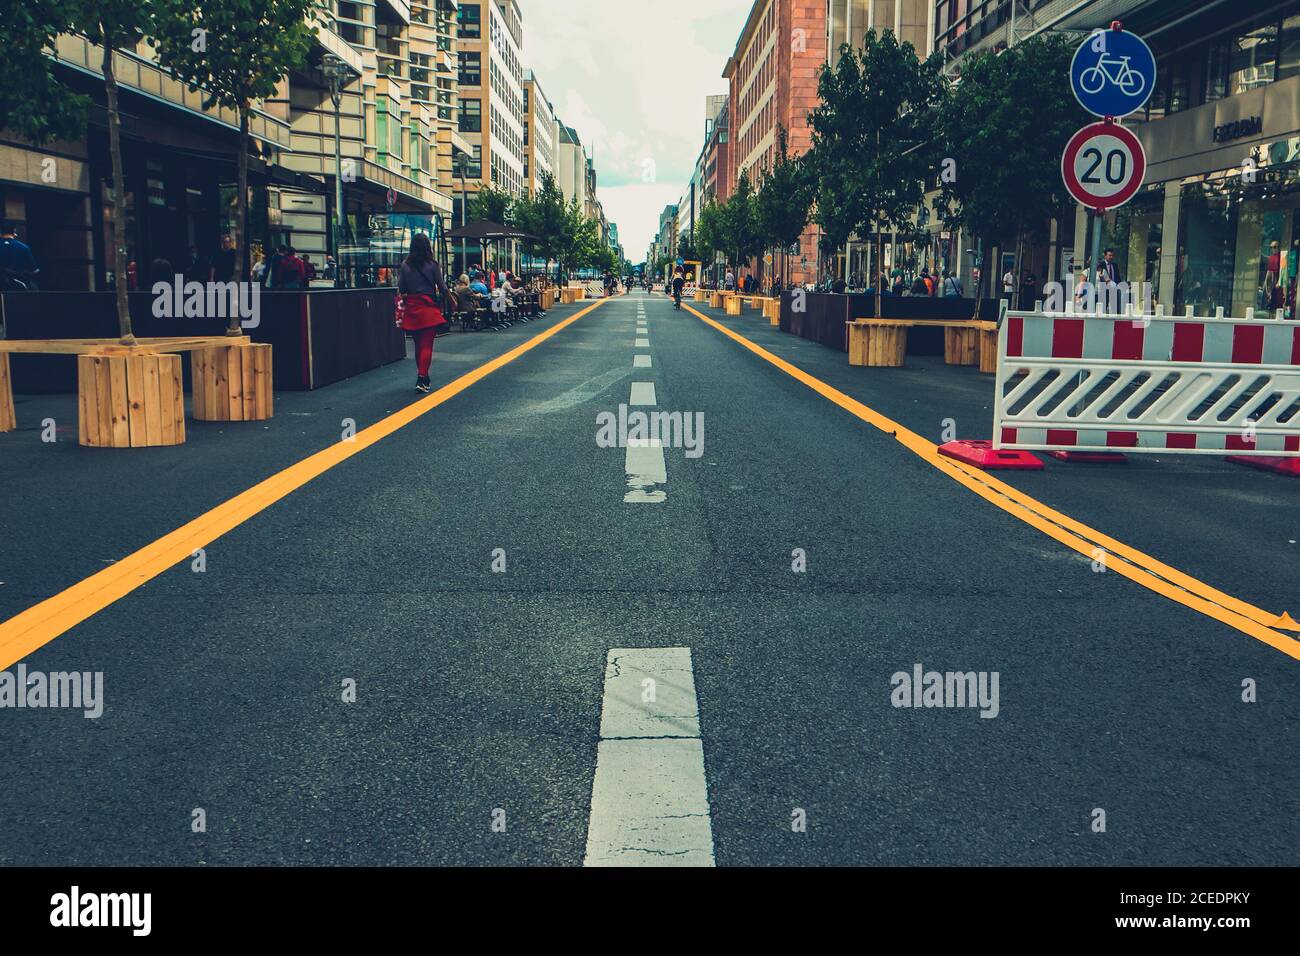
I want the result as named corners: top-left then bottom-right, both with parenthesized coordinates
top-left (1089, 207), bottom-right (1104, 311)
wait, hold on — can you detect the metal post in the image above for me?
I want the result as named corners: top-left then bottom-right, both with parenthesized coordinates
top-left (322, 55), bottom-right (350, 289)
top-left (1090, 207), bottom-right (1104, 313)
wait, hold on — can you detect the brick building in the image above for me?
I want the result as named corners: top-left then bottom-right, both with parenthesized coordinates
top-left (723, 0), bottom-right (828, 286)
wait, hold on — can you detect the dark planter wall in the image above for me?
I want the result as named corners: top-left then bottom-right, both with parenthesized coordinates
top-left (1, 290), bottom-right (405, 393)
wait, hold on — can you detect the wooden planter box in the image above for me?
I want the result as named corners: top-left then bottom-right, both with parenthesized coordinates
top-left (78, 351), bottom-right (186, 448)
top-left (724, 296), bottom-right (742, 316)
top-left (944, 327), bottom-right (982, 366)
top-left (0, 355), bottom-right (14, 433)
top-left (709, 291), bottom-right (724, 308)
top-left (192, 342), bottom-right (274, 422)
top-left (847, 321), bottom-right (908, 367)
top-left (979, 330), bottom-right (998, 373)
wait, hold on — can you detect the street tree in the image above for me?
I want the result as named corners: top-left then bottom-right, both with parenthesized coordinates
top-left (514, 173), bottom-right (566, 281)
top-left (73, 2), bottom-right (173, 344)
top-left (0, 5), bottom-right (89, 146)
top-left (471, 185), bottom-right (515, 224)
top-left (807, 27), bottom-right (946, 312)
top-left (2, 2), bottom-right (171, 340)
top-left (935, 33), bottom-right (1086, 299)
top-left (722, 171), bottom-right (762, 276)
top-left (755, 126), bottom-right (811, 288)
top-left (694, 200), bottom-right (724, 282)
top-left (153, 1), bottom-right (320, 332)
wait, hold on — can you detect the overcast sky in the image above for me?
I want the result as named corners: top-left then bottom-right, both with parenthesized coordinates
top-left (516, 0), bottom-right (752, 261)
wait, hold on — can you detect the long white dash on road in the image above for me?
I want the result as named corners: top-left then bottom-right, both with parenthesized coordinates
top-left (584, 648), bottom-right (715, 867)
top-left (635, 337), bottom-right (650, 347)
top-left (623, 379), bottom-right (665, 503)
top-left (624, 440), bottom-right (666, 503)
top-left (630, 382), bottom-right (657, 406)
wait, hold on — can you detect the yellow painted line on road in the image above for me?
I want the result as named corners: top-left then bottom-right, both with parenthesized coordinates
top-left (685, 302), bottom-right (1300, 661)
top-left (0, 298), bottom-right (612, 671)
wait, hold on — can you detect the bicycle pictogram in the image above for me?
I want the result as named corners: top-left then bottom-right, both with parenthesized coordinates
top-left (1078, 53), bottom-right (1146, 98)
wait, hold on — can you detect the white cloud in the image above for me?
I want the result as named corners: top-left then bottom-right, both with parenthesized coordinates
top-left (517, 0), bottom-right (751, 258)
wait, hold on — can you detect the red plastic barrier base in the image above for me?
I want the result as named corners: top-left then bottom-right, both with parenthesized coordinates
top-left (1226, 455), bottom-right (1300, 477)
top-left (1048, 451), bottom-right (1128, 463)
top-left (939, 440), bottom-right (1044, 471)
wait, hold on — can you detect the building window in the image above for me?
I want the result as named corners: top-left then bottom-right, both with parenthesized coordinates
top-left (459, 51), bottom-right (481, 86)
top-left (1229, 18), bottom-right (1279, 95)
top-left (459, 98), bottom-right (481, 133)
top-left (458, 3), bottom-right (481, 38)
top-left (1279, 14), bottom-right (1300, 80)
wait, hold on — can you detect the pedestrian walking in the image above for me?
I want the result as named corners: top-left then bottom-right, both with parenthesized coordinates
top-left (396, 233), bottom-right (451, 394)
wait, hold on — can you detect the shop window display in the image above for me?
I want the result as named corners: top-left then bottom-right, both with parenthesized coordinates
top-left (1176, 163), bottom-right (1300, 318)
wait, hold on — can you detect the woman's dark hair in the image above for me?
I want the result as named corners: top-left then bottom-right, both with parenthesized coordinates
top-left (407, 233), bottom-right (433, 267)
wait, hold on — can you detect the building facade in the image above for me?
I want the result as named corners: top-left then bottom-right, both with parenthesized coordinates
top-left (523, 70), bottom-right (559, 195)
top-left (724, 0), bottom-right (829, 285)
top-left (1088, 0), bottom-right (1300, 318)
top-left (557, 125), bottom-right (587, 211)
top-left (1, 2), bottom-right (477, 290)
top-left (455, 0), bottom-right (527, 214)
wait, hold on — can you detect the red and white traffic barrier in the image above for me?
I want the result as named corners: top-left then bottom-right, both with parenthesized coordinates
top-left (941, 308), bottom-right (1300, 474)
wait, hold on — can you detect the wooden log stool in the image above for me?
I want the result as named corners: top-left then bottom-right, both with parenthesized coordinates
top-left (0, 354), bottom-right (14, 434)
top-left (78, 351), bottom-right (186, 448)
top-left (944, 326), bottom-right (981, 366)
top-left (191, 342), bottom-right (273, 422)
top-left (847, 321), bottom-right (909, 367)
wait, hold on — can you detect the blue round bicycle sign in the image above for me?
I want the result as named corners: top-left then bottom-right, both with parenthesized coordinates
top-left (1070, 27), bottom-right (1156, 118)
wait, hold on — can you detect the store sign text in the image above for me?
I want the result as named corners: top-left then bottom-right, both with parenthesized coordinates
top-left (1213, 116), bottom-right (1263, 143)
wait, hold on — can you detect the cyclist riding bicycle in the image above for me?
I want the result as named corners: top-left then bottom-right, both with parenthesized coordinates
top-left (671, 268), bottom-right (685, 310)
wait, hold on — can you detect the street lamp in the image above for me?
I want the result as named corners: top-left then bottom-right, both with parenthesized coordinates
top-left (321, 54), bottom-right (351, 287)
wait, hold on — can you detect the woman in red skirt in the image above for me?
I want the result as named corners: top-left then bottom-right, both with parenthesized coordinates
top-left (397, 233), bottom-right (452, 393)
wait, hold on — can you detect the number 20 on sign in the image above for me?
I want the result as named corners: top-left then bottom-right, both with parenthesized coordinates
top-left (1061, 120), bottom-right (1146, 212)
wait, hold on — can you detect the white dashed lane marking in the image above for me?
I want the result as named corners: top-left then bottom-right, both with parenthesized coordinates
top-left (583, 648), bottom-right (715, 867)
top-left (629, 382), bottom-right (657, 405)
top-left (634, 355), bottom-right (652, 368)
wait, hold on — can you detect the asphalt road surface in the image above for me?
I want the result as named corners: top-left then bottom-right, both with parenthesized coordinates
top-left (1, 289), bottom-right (1297, 866)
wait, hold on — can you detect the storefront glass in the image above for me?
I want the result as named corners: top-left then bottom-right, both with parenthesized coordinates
top-left (1099, 186), bottom-right (1165, 299)
top-left (1176, 162), bottom-right (1300, 317)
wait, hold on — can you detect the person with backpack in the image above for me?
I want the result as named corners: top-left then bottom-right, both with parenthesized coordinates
top-left (671, 267), bottom-right (686, 310)
top-left (941, 270), bottom-right (963, 298)
top-left (396, 233), bottom-right (452, 393)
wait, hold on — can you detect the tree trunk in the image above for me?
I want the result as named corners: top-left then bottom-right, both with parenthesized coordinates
top-left (875, 216), bottom-right (882, 318)
top-left (229, 106), bottom-right (250, 335)
top-left (102, 33), bottom-right (135, 346)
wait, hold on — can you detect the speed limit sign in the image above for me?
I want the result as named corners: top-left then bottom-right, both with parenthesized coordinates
top-left (1061, 120), bottom-right (1146, 211)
